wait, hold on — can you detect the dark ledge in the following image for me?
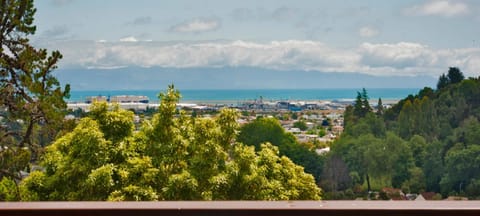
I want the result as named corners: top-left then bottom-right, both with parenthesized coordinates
top-left (1, 201), bottom-right (480, 216)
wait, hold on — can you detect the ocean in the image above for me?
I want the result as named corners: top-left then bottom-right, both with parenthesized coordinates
top-left (67, 88), bottom-right (420, 103)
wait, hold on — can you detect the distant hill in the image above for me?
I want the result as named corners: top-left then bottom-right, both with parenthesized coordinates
top-left (53, 66), bottom-right (437, 90)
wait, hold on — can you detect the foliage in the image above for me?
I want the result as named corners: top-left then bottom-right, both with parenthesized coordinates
top-left (293, 120), bottom-right (308, 131)
top-left (329, 69), bottom-right (480, 199)
top-left (20, 86), bottom-right (321, 201)
top-left (440, 144), bottom-right (480, 195)
top-left (0, 177), bottom-right (19, 201)
top-left (437, 67), bottom-right (465, 90)
top-left (237, 117), bottom-right (325, 183)
top-left (376, 98), bottom-right (384, 116)
top-left (320, 154), bottom-right (351, 192)
top-left (353, 88), bottom-right (372, 118)
top-left (401, 167), bottom-right (426, 194)
top-left (0, 0), bottom-right (70, 181)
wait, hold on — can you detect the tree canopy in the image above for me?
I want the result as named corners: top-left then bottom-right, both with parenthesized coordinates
top-left (328, 71), bottom-right (480, 199)
top-left (0, 0), bottom-right (70, 182)
top-left (353, 88), bottom-right (372, 119)
top-left (437, 67), bottom-right (465, 90)
top-left (18, 85), bottom-right (322, 201)
top-left (237, 117), bottom-right (325, 183)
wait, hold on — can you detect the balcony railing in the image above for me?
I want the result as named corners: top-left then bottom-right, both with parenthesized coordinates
top-left (1, 201), bottom-right (480, 216)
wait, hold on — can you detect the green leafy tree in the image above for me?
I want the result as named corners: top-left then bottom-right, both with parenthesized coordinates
top-left (408, 135), bottom-right (427, 167)
top-left (364, 113), bottom-right (386, 138)
top-left (333, 74), bottom-right (480, 197)
top-left (0, 0), bottom-right (70, 181)
top-left (401, 167), bottom-right (426, 194)
top-left (291, 112), bottom-right (298, 120)
top-left (20, 86), bottom-right (321, 201)
top-left (440, 144), bottom-right (480, 196)
top-left (320, 155), bottom-right (351, 192)
top-left (293, 120), bottom-right (308, 131)
top-left (0, 177), bottom-right (19, 201)
top-left (237, 118), bottom-right (284, 151)
top-left (318, 127), bottom-right (326, 137)
top-left (238, 117), bottom-right (325, 183)
top-left (332, 131), bottom-right (413, 192)
top-left (422, 141), bottom-right (444, 192)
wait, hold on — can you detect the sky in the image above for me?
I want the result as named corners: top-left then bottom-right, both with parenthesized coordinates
top-left (31, 0), bottom-right (480, 89)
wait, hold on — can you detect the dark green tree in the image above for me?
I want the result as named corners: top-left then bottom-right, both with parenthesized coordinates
top-left (361, 88), bottom-right (372, 114)
top-left (291, 112), bottom-right (298, 120)
top-left (333, 75), bottom-right (480, 197)
top-left (293, 120), bottom-right (308, 131)
top-left (447, 67), bottom-right (464, 85)
top-left (0, 0), bottom-right (70, 181)
top-left (376, 98), bottom-right (384, 116)
top-left (237, 118), bottom-right (284, 151)
top-left (238, 118), bottom-right (324, 182)
top-left (353, 88), bottom-right (372, 118)
top-left (440, 144), bottom-right (480, 196)
top-left (437, 74), bottom-right (449, 90)
top-left (418, 87), bottom-right (435, 99)
top-left (437, 67), bottom-right (465, 90)
top-left (353, 91), bottom-right (364, 118)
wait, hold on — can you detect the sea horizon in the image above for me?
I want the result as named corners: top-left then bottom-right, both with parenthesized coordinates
top-left (67, 88), bottom-right (421, 103)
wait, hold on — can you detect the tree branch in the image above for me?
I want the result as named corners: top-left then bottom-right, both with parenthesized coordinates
top-left (0, 168), bottom-right (22, 180)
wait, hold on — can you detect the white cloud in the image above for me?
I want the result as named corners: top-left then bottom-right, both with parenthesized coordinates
top-left (405, 0), bottom-right (469, 17)
top-left (358, 42), bottom-right (439, 75)
top-left (359, 26), bottom-right (379, 38)
top-left (40, 40), bottom-right (480, 78)
top-left (119, 36), bottom-right (138, 42)
top-left (170, 18), bottom-right (221, 33)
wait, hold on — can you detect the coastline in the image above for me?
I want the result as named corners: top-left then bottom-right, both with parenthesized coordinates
top-left (66, 88), bottom-right (412, 105)
top-left (67, 98), bottom-right (400, 112)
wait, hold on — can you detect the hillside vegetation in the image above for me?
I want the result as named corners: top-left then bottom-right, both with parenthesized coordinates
top-left (328, 67), bottom-right (480, 199)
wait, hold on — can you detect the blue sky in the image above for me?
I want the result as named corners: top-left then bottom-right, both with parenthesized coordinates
top-left (31, 0), bottom-right (480, 89)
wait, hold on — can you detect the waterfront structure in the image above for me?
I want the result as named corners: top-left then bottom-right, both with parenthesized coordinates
top-left (85, 96), bottom-right (107, 103)
top-left (110, 95), bottom-right (149, 103)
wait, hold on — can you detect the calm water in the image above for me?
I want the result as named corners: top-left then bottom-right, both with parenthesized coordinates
top-left (67, 88), bottom-right (420, 103)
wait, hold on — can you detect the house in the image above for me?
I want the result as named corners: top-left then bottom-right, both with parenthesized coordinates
top-left (315, 147), bottom-right (330, 155)
top-left (276, 101), bottom-right (290, 110)
top-left (110, 95), bottom-right (149, 103)
top-left (286, 128), bottom-right (301, 134)
top-left (306, 122), bottom-right (315, 130)
top-left (332, 125), bottom-right (344, 134)
top-left (85, 95), bottom-right (107, 103)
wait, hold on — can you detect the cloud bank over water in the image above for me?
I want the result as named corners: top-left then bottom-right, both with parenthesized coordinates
top-left (40, 40), bottom-right (480, 78)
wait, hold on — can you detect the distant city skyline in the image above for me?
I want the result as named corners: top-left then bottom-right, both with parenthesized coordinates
top-left (33, 0), bottom-right (480, 89)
